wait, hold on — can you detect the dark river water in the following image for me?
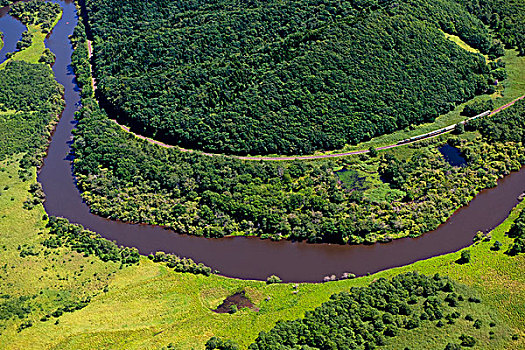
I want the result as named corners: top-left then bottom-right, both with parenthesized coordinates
top-left (2, 0), bottom-right (524, 282)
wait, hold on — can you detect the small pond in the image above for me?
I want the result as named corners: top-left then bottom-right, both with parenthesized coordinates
top-left (439, 144), bottom-right (467, 167)
top-left (213, 291), bottom-right (258, 313)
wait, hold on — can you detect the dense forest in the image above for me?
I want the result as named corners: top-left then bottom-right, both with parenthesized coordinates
top-left (71, 23), bottom-right (525, 245)
top-left (0, 61), bottom-right (64, 170)
top-left (246, 273), bottom-right (493, 349)
top-left (84, 0), bottom-right (503, 155)
top-left (457, 0), bottom-right (525, 56)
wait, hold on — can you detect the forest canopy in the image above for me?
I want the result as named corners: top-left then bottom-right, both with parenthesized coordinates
top-left (85, 0), bottom-right (502, 155)
top-left (0, 61), bottom-right (64, 163)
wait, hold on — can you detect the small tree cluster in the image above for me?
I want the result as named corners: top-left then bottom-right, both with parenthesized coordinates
top-left (205, 337), bottom-right (240, 350)
top-left (45, 216), bottom-right (139, 265)
top-left (148, 251), bottom-right (212, 276)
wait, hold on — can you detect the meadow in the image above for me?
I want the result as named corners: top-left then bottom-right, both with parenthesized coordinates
top-left (0, 157), bottom-right (523, 349)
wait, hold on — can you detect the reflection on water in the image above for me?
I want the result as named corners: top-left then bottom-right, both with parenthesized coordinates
top-left (439, 144), bottom-right (467, 167)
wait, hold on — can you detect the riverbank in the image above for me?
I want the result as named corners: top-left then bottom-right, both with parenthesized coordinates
top-left (2, 157), bottom-right (524, 349)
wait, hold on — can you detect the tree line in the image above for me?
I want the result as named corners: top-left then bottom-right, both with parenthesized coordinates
top-left (455, 0), bottom-right (525, 56)
top-left (10, 0), bottom-right (62, 33)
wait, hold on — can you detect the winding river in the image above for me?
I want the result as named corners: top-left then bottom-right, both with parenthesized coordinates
top-left (2, 0), bottom-right (524, 282)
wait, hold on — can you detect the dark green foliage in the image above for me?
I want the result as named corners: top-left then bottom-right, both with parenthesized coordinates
top-left (444, 343), bottom-right (461, 350)
top-left (47, 299), bottom-right (90, 321)
top-left (459, 334), bottom-right (476, 347)
top-left (368, 147), bottom-right (379, 158)
top-left (17, 320), bottom-right (32, 332)
top-left (23, 183), bottom-right (46, 210)
top-left (10, 0), bottom-right (61, 33)
top-left (462, 99), bottom-right (494, 117)
top-left (455, 0), bottom-right (525, 55)
top-left (0, 295), bottom-right (31, 321)
top-left (472, 98), bottom-right (525, 144)
top-left (0, 0), bottom-right (14, 7)
top-left (473, 319), bottom-right (482, 329)
top-left (70, 26), bottom-right (93, 98)
top-left (45, 216), bottom-right (140, 265)
top-left (248, 273), bottom-right (472, 350)
top-left (84, 0), bottom-right (497, 155)
top-left (206, 337), bottom-right (240, 350)
top-left (148, 251), bottom-right (212, 276)
top-left (457, 250), bottom-right (471, 264)
top-left (70, 25), bottom-right (525, 245)
top-left (266, 275), bottom-right (282, 284)
top-left (16, 31), bottom-right (33, 51)
top-left (0, 61), bottom-right (64, 165)
top-left (491, 240), bottom-right (502, 251)
top-left (38, 48), bottom-right (56, 65)
top-left (506, 208), bottom-right (525, 255)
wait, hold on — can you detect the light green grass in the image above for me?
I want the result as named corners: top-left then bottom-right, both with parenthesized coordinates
top-left (443, 31), bottom-right (490, 61)
top-left (0, 11), bottom-right (61, 69)
top-left (0, 157), bottom-right (523, 349)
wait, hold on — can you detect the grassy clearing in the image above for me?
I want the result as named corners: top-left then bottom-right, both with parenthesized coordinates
top-left (0, 157), bottom-right (523, 349)
top-left (0, 10), bottom-right (60, 69)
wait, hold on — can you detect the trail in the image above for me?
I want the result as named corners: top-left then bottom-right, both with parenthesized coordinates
top-left (85, 40), bottom-right (525, 161)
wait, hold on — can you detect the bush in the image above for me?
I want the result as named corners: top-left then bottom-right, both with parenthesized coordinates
top-left (491, 240), bottom-right (502, 251)
top-left (459, 334), bottom-right (476, 347)
top-left (457, 250), bottom-right (471, 264)
top-left (266, 275), bottom-right (282, 284)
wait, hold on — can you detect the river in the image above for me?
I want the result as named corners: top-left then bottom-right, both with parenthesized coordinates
top-left (1, 0), bottom-right (524, 282)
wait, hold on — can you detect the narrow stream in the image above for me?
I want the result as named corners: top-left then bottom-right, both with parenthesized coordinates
top-left (3, 0), bottom-right (524, 282)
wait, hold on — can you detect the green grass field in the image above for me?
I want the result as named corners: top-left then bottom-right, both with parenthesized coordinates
top-left (0, 157), bottom-right (523, 349)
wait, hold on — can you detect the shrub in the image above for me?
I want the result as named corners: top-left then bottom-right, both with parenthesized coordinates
top-left (491, 240), bottom-right (502, 251)
top-left (459, 334), bottom-right (476, 347)
top-left (457, 250), bottom-right (471, 264)
top-left (266, 275), bottom-right (282, 284)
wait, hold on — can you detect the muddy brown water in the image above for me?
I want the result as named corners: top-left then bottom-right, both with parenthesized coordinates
top-left (10, 0), bottom-right (520, 283)
top-left (213, 291), bottom-right (257, 313)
